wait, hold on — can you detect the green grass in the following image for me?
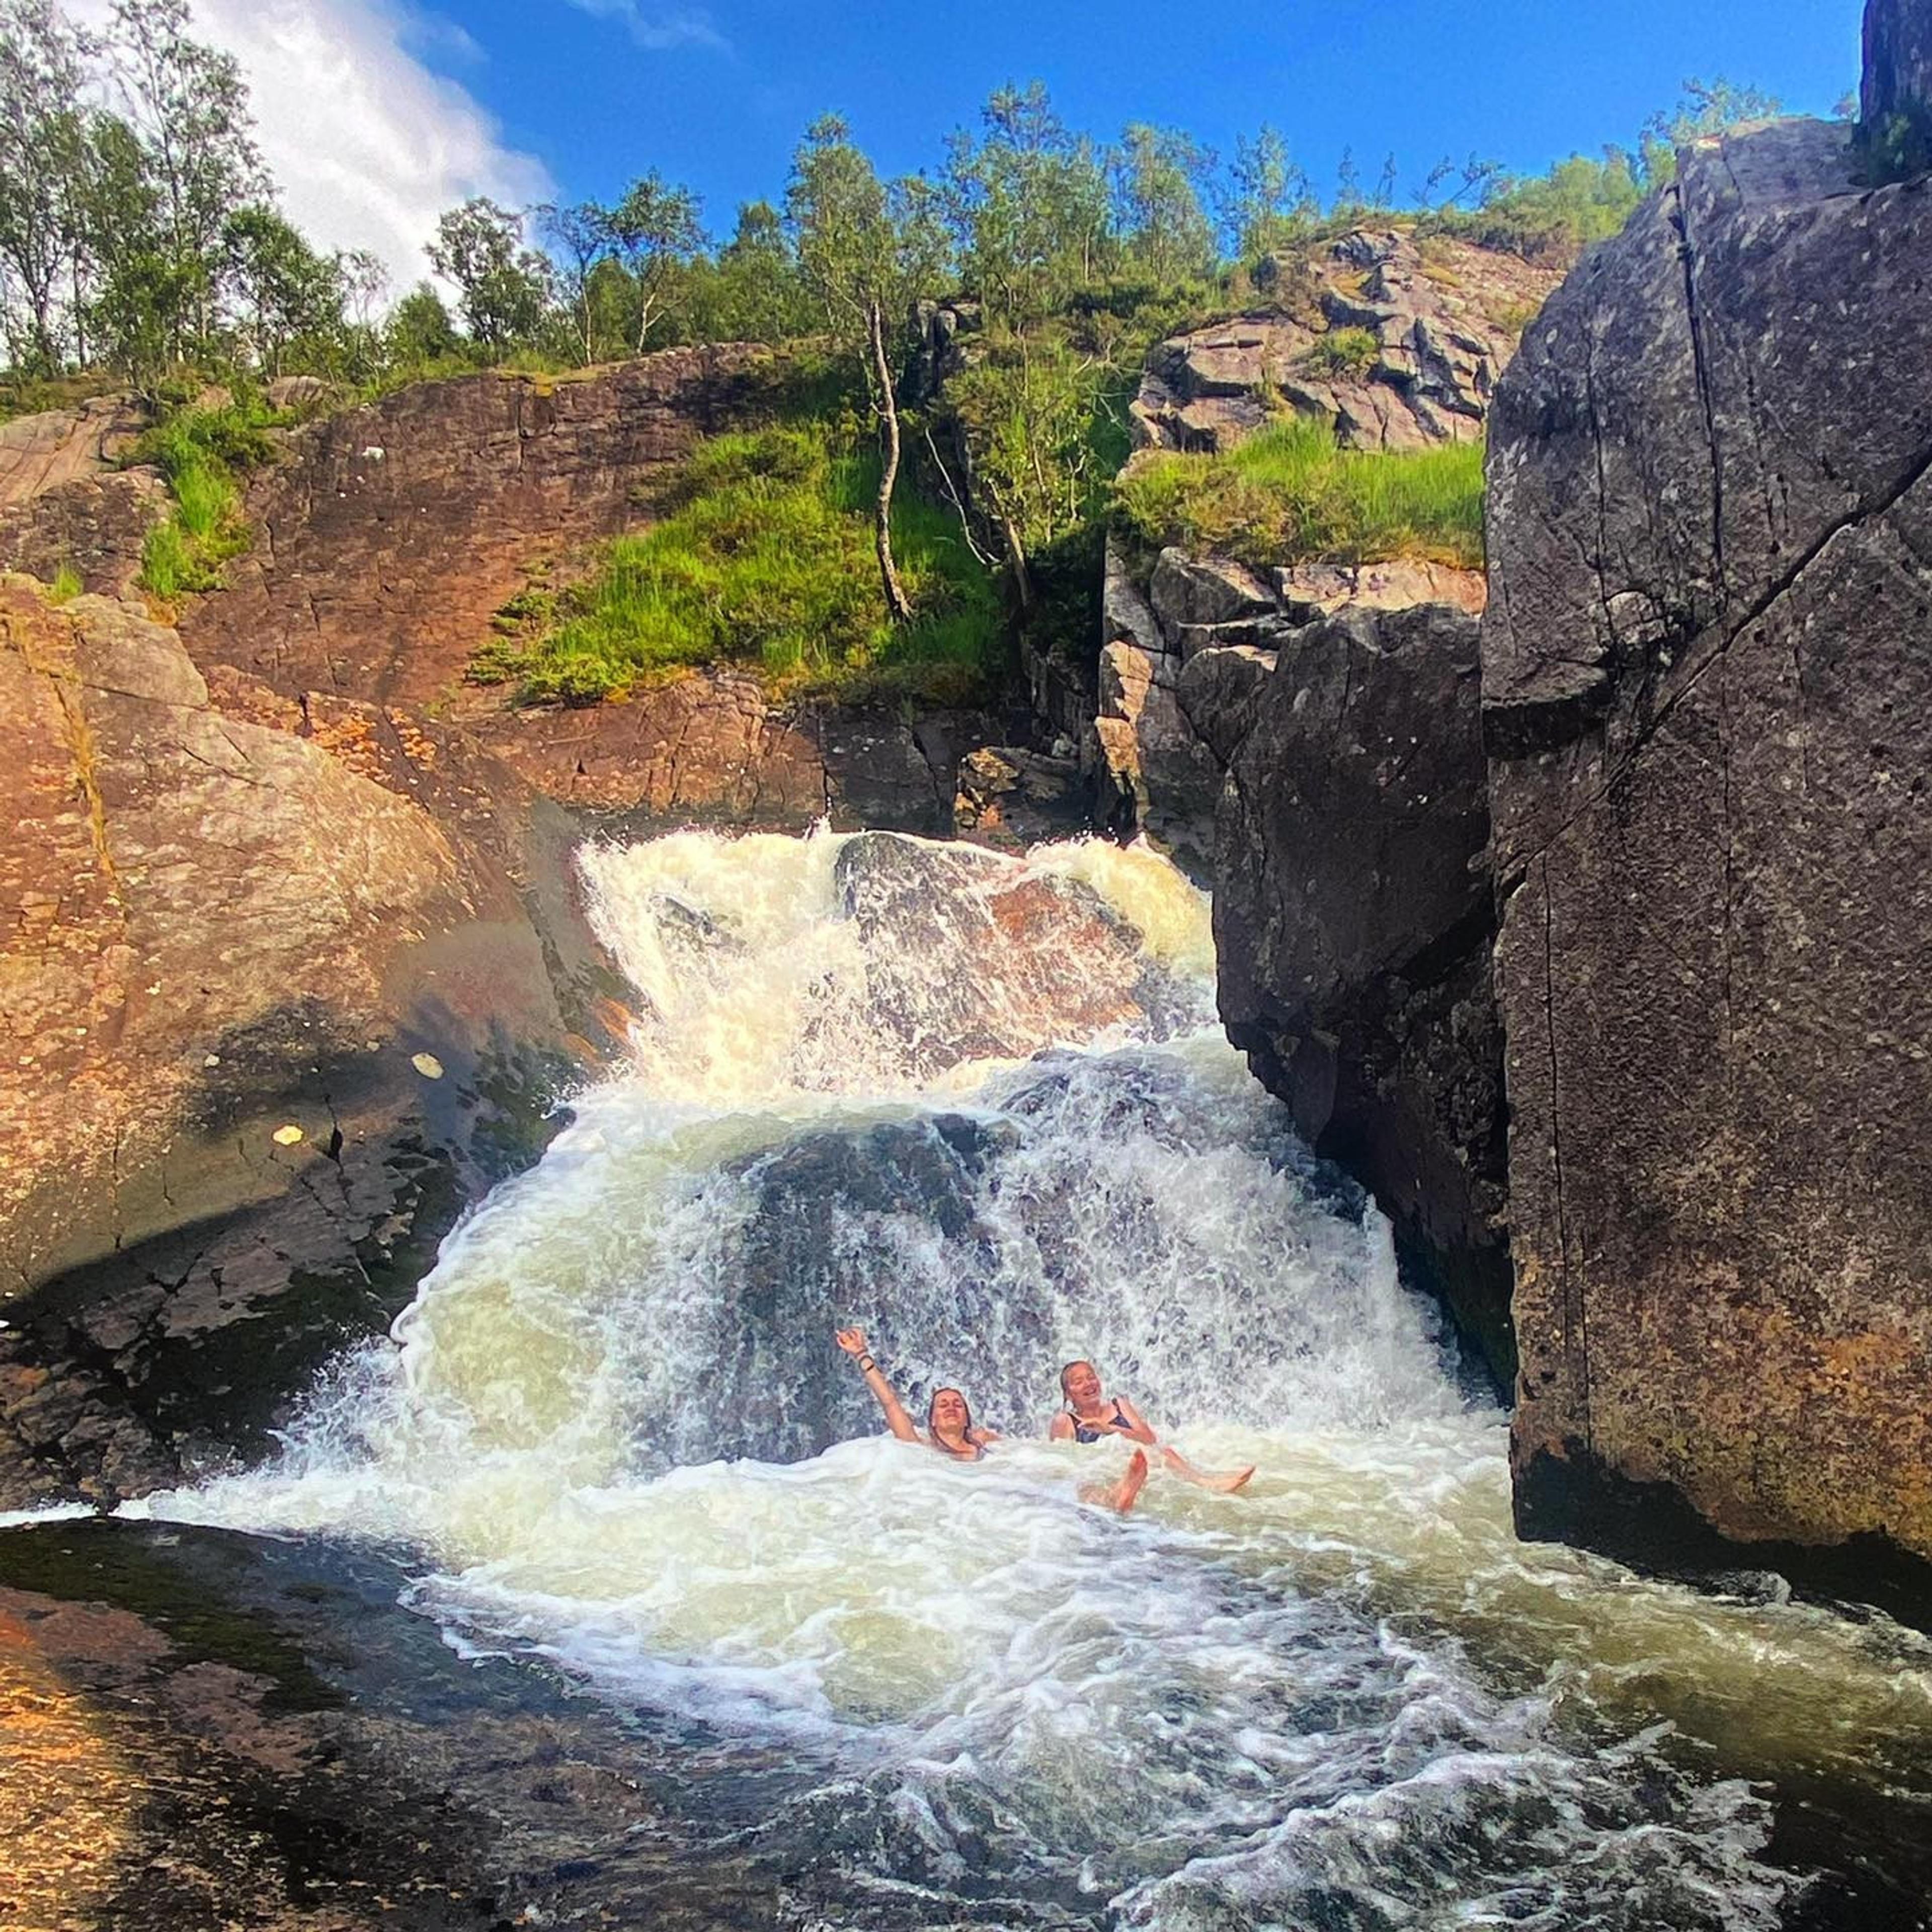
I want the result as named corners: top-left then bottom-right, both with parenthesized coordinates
top-left (48, 561), bottom-right (84, 604)
top-left (132, 403), bottom-right (277, 600)
top-left (472, 422), bottom-right (1006, 706)
top-left (1112, 413), bottom-right (1486, 572)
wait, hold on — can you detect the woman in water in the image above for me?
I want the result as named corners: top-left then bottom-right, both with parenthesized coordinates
top-left (835, 1328), bottom-right (1147, 1511)
top-left (1051, 1358), bottom-right (1254, 1493)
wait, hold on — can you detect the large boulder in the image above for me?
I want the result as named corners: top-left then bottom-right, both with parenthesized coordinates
top-left (0, 581), bottom-right (608, 1507)
top-left (1211, 604), bottom-right (1510, 1380)
top-left (1095, 528), bottom-right (1486, 867)
top-left (1484, 94), bottom-right (1932, 1599)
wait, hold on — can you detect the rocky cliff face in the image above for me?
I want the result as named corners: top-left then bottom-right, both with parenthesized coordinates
top-left (1208, 602), bottom-right (1512, 1381)
top-left (1484, 94), bottom-right (1932, 1591)
top-left (0, 579), bottom-right (612, 1505)
top-left (0, 396), bottom-right (162, 597)
top-left (1096, 230), bottom-right (1555, 860)
top-left (1132, 229), bottom-right (1557, 457)
top-left (178, 354), bottom-right (975, 836)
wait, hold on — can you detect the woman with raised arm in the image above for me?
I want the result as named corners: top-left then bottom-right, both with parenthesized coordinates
top-left (835, 1327), bottom-right (1147, 1511)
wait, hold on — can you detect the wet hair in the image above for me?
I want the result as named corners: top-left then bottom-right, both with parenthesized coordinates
top-left (1059, 1360), bottom-right (1095, 1398)
top-left (927, 1386), bottom-right (974, 1437)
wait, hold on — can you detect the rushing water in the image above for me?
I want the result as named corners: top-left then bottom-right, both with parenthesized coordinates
top-left (133, 830), bottom-right (1932, 1929)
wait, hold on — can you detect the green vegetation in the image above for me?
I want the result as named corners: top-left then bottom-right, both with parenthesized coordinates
top-left (133, 398), bottom-right (278, 599)
top-left (1113, 415), bottom-right (1485, 572)
top-left (48, 559), bottom-right (83, 602)
top-left (1305, 326), bottom-right (1380, 378)
top-left (470, 420), bottom-right (1002, 705)
top-left (0, 7), bottom-right (1803, 697)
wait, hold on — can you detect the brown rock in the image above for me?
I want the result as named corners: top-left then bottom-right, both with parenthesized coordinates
top-left (1484, 106), bottom-right (1932, 1594)
top-left (1132, 229), bottom-right (1561, 456)
top-left (0, 396), bottom-right (146, 502)
top-left (0, 580), bottom-right (605, 1506)
top-left (1274, 558), bottom-right (1486, 622)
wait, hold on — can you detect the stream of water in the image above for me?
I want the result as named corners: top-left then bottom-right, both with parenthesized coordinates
top-left (131, 829), bottom-right (1932, 1929)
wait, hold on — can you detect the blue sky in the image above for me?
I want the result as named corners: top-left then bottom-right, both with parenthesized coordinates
top-left (439, 0), bottom-right (1861, 232)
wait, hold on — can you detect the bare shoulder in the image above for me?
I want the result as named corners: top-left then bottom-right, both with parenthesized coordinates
top-left (1048, 1413), bottom-right (1074, 1439)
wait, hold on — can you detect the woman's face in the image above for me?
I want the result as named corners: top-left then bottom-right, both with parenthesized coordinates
top-left (1062, 1361), bottom-right (1102, 1409)
top-left (929, 1388), bottom-right (971, 1433)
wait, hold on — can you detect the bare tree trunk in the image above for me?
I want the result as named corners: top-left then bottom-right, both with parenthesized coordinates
top-left (867, 299), bottom-right (912, 623)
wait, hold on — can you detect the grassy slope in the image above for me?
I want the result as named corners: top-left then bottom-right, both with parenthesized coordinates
top-left (472, 421), bottom-right (1005, 707)
top-left (1111, 415), bottom-right (1486, 574)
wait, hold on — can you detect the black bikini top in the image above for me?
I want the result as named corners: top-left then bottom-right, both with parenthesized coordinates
top-left (1071, 1399), bottom-right (1131, 1444)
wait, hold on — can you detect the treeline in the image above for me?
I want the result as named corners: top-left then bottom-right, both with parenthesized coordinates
top-left (0, 0), bottom-right (1792, 398)
top-left (0, 0), bottom-right (384, 388)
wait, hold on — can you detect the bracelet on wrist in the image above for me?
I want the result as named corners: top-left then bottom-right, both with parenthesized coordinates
top-left (858, 1355), bottom-right (876, 1372)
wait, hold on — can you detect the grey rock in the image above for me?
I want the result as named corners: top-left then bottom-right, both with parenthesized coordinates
top-left (1175, 645), bottom-right (1276, 766)
top-left (1483, 102), bottom-right (1932, 1583)
top-left (1864, 0), bottom-right (1932, 126)
top-left (1148, 548), bottom-right (1278, 636)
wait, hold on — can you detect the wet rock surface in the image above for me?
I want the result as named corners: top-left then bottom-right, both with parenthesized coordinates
top-left (1211, 603), bottom-right (1511, 1382)
top-left (1484, 109), bottom-right (1932, 1583)
top-left (0, 1517), bottom-right (790, 1931)
top-left (831, 833), bottom-right (1191, 1079)
top-left (0, 581), bottom-right (610, 1509)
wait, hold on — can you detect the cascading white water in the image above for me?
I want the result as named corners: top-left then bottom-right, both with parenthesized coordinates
top-left (134, 829), bottom-right (1932, 1929)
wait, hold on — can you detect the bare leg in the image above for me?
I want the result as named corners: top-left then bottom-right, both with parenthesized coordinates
top-left (1079, 1447), bottom-right (1149, 1514)
top-left (1160, 1445), bottom-right (1254, 1493)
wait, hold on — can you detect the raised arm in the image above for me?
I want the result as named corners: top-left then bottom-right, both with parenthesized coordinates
top-left (835, 1327), bottom-right (919, 1442)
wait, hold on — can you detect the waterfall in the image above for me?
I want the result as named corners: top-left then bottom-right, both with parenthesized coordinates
top-left (134, 829), bottom-right (1932, 1930)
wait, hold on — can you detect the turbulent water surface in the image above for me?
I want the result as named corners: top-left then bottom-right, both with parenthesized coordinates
top-left (136, 831), bottom-right (1932, 1929)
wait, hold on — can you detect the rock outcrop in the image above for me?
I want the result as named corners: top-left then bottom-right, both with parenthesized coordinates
top-left (1484, 97), bottom-right (1932, 1591)
top-left (1132, 230), bottom-right (1561, 456)
top-left (1210, 603), bottom-right (1511, 1381)
top-left (0, 580), bottom-right (611, 1506)
top-left (174, 353), bottom-right (976, 835)
top-left (1097, 229), bottom-right (1539, 860)
top-left (1096, 535), bottom-right (1486, 867)
top-left (0, 396), bottom-right (163, 597)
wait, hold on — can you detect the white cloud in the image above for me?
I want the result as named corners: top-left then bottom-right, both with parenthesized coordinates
top-left (560, 0), bottom-right (728, 54)
top-left (72, 0), bottom-right (553, 294)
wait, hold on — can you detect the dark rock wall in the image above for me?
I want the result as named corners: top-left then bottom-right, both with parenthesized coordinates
top-left (1211, 604), bottom-right (1512, 1383)
top-left (1485, 113), bottom-right (1932, 1572)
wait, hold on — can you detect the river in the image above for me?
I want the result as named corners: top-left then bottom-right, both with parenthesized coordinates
top-left (126, 829), bottom-right (1932, 1929)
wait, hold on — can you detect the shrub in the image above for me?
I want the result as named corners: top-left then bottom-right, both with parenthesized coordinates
top-left (1304, 327), bottom-right (1381, 379)
top-left (1112, 413), bottom-right (1484, 571)
top-left (48, 561), bottom-right (84, 604)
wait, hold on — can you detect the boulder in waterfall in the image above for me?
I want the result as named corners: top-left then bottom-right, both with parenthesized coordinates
top-left (1484, 70), bottom-right (1932, 1600)
top-left (1213, 601), bottom-right (1510, 1381)
top-left (830, 833), bottom-right (1196, 1076)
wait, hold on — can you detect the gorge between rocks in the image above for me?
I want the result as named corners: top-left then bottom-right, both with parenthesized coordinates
top-left (11, 831), bottom-right (1923, 1930)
